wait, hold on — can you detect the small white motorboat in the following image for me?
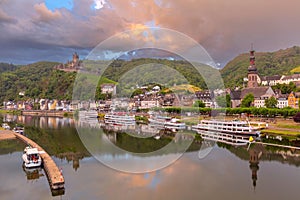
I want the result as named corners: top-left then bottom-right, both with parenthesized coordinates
top-left (22, 146), bottom-right (42, 168)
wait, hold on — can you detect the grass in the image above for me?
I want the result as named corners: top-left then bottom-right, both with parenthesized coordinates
top-left (291, 65), bottom-right (300, 73)
top-left (0, 110), bottom-right (22, 115)
top-left (169, 84), bottom-right (201, 93)
top-left (261, 129), bottom-right (300, 136)
top-left (276, 124), bottom-right (300, 129)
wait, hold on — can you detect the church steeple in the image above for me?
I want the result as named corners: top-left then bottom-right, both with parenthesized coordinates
top-left (247, 45), bottom-right (259, 88)
top-left (249, 148), bottom-right (260, 190)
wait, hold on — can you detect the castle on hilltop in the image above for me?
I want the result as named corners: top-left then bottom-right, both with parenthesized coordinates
top-left (54, 52), bottom-right (82, 72)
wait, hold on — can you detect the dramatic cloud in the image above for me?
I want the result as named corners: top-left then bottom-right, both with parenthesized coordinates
top-left (33, 3), bottom-right (62, 23)
top-left (0, 8), bottom-right (17, 24)
top-left (1, 0), bottom-right (300, 65)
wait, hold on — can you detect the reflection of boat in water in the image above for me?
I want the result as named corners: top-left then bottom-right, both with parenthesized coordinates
top-left (22, 146), bottom-right (42, 168)
top-left (164, 118), bottom-right (186, 129)
top-left (192, 120), bottom-right (260, 136)
top-left (195, 130), bottom-right (250, 146)
top-left (22, 165), bottom-right (44, 180)
top-left (149, 116), bottom-right (171, 125)
top-left (104, 112), bottom-right (135, 125)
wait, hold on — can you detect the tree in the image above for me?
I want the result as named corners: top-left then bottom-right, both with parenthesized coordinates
top-left (226, 94), bottom-right (231, 108)
top-left (216, 96), bottom-right (226, 108)
top-left (193, 100), bottom-right (205, 108)
top-left (241, 93), bottom-right (254, 107)
top-left (272, 82), bottom-right (296, 94)
top-left (215, 94), bottom-right (231, 108)
top-left (264, 96), bottom-right (278, 108)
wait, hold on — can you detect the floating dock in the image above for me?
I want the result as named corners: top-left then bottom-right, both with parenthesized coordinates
top-left (0, 130), bottom-right (65, 190)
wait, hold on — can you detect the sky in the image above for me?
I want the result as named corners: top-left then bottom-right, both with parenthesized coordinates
top-left (1, 0), bottom-right (300, 67)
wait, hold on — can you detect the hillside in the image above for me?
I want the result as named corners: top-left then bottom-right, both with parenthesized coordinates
top-left (0, 63), bottom-right (18, 73)
top-left (0, 61), bottom-right (78, 102)
top-left (221, 46), bottom-right (300, 88)
top-left (0, 61), bottom-right (118, 103)
top-left (102, 58), bottom-right (222, 90)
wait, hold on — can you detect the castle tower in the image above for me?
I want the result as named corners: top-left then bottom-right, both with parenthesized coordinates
top-left (247, 46), bottom-right (259, 88)
top-left (72, 52), bottom-right (79, 65)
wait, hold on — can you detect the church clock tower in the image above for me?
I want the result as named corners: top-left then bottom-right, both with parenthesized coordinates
top-left (247, 47), bottom-right (259, 88)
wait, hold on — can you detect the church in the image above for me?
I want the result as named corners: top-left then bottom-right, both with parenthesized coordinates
top-left (230, 48), bottom-right (275, 108)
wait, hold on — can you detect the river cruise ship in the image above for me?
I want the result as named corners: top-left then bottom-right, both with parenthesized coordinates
top-left (192, 120), bottom-right (260, 136)
top-left (104, 112), bottom-right (136, 125)
top-left (149, 116), bottom-right (186, 129)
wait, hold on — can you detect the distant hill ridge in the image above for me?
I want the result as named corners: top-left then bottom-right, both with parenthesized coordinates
top-left (1, 46), bottom-right (300, 103)
top-left (0, 63), bottom-right (18, 73)
top-left (220, 46), bottom-right (300, 88)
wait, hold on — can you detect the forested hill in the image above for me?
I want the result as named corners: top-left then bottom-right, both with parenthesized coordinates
top-left (0, 61), bottom-right (76, 102)
top-left (220, 46), bottom-right (300, 88)
top-left (3, 46), bottom-right (300, 104)
top-left (0, 59), bottom-right (222, 103)
top-left (0, 63), bottom-right (18, 73)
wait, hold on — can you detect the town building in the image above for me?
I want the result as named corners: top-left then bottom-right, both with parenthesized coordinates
top-left (260, 75), bottom-right (282, 86)
top-left (100, 84), bottom-right (116, 95)
top-left (195, 90), bottom-right (214, 108)
top-left (261, 74), bottom-right (300, 86)
top-left (287, 92), bottom-right (300, 108)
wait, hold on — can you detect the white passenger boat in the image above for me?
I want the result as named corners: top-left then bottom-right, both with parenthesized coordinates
top-left (104, 112), bottom-right (135, 125)
top-left (192, 119), bottom-right (260, 136)
top-left (149, 116), bottom-right (186, 130)
top-left (22, 146), bottom-right (42, 168)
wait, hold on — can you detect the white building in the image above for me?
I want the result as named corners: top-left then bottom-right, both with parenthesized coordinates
top-left (140, 100), bottom-right (159, 109)
top-left (101, 84), bottom-right (116, 95)
top-left (277, 98), bottom-right (289, 108)
top-left (254, 98), bottom-right (265, 108)
top-left (261, 74), bottom-right (300, 86)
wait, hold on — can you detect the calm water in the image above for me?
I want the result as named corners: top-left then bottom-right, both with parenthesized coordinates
top-left (1, 114), bottom-right (300, 200)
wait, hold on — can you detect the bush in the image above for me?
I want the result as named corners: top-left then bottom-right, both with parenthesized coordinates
top-left (293, 112), bottom-right (300, 123)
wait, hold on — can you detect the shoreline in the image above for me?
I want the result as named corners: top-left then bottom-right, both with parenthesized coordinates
top-left (1, 110), bottom-right (299, 138)
top-left (0, 110), bottom-right (73, 118)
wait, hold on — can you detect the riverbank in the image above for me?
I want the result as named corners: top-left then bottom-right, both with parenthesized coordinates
top-left (0, 109), bottom-right (73, 118)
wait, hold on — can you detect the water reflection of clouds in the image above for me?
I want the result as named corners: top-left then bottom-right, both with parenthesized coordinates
top-left (1, 149), bottom-right (300, 199)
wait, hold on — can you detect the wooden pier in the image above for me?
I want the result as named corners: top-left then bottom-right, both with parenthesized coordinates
top-left (0, 130), bottom-right (65, 190)
top-left (0, 130), bottom-right (16, 140)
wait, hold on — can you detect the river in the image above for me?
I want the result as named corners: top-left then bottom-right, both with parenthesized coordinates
top-left (0, 114), bottom-right (300, 200)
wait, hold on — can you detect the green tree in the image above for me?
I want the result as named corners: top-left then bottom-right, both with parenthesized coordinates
top-left (216, 96), bottom-right (226, 107)
top-left (241, 93), bottom-right (254, 107)
top-left (264, 96), bottom-right (278, 108)
top-left (193, 100), bottom-right (205, 108)
top-left (216, 94), bottom-right (231, 108)
top-left (226, 94), bottom-right (231, 108)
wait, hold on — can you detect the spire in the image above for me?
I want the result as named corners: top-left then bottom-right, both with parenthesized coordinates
top-left (247, 44), bottom-right (259, 88)
top-left (248, 44), bottom-right (256, 71)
